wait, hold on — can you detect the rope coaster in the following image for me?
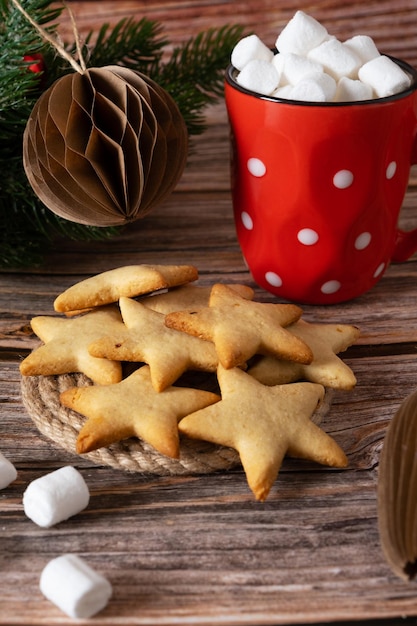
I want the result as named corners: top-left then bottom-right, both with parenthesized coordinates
top-left (20, 372), bottom-right (333, 476)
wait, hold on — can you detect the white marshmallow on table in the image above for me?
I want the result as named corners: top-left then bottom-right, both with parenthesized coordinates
top-left (236, 59), bottom-right (280, 95)
top-left (335, 76), bottom-right (374, 102)
top-left (40, 554), bottom-right (112, 619)
top-left (308, 38), bottom-right (362, 80)
top-left (358, 55), bottom-right (412, 97)
top-left (344, 35), bottom-right (380, 64)
top-left (272, 52), bottom-right (324, 85)
top-left (231, 33), bottom-right (274, 71)
top-left (275, 10), bottom-right (328, 56)
top-left (0, 451), bottom-right (17, 489)
top-left (288, 71), bottom-right (337, 102)
top-left (23, 465), bottom-right (90, 528)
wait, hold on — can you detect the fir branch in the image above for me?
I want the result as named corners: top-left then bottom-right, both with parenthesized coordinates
top-left (0, 0), bottom-right (245, 268)
top-left (0, 195), bottom-right (118, 268)
top-left (166, 24), bottom-right (245, 98)
top-left (9, 0), bottom-right (85, 73)
top-left (82, 17), bottom-right (168, 73)
top-left (0, 0), bottom-right (59, 108)
top-left (154, 24), bottom-right (245, 135)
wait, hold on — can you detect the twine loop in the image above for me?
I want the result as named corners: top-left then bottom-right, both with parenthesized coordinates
top-left (11, 0), bottom-right (86, 73)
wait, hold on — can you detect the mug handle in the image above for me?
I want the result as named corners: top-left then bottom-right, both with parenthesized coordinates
top-left (392, 136), bottom-right (417, 262)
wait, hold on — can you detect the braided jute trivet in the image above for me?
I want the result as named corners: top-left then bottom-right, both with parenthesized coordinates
top-left (20, 372), bottom-right (333, 476)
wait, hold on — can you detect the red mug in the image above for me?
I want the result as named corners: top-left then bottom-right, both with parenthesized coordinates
top-left (225, 56), bottom-right (417, 304)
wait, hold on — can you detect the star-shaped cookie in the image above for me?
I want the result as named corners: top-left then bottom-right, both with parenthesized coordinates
top-left (248, 319), bottom-right (360, 389)
top-left (60, 365), bottom-right (220, 458)
top-left (88, 297), bottom-right (218, 391)
top-left (54, 264), bottom-right (198, 313)
top-left (141, 283), bottom-right (254, 314)
top-left (20, 305), bottom-right (124, 385)
top-left (179, 365), bottom-right (348, 501)
top-left (164, 283), bottom-right (313, 369)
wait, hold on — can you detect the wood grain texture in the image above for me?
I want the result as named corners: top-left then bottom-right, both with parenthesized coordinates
top-left (59, 0), bottom-right (417, 66)
top-left (2, 1), bottom-right (417, 624)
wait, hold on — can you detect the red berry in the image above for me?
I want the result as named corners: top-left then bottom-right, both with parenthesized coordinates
top-left (24, 53), bottom-right (45, 75)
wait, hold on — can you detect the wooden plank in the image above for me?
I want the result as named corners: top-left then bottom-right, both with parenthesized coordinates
top-left (2, 181), bottom-right (417, 351)
top-left (3, 267), bottom-right (417, 353)
top-left (59, 0), bottom-right (417, 66)
top-left (2, 354), bottom-right (417, 624)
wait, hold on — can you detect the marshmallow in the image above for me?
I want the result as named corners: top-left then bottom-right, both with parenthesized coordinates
top-left (0, 451), bottom-right (17, 489)
top-left (358, 55), bottom-right (412, 97)
top-left (308, 38), bottom-right (362, 80)
top-left (272, 52), bottom-right (324, 85)
top-left (23, 466), bottom-right (90, 528)
top-left (288, 71), bottom-right (337, 102)
top-left (231, 11), bottom-right (412, 103)
top-left (236, 59), bottom-right (280, 95)
top-left (335, 76), bottom-right (374, 102)
top-left (231, 34), bottom-right (274, 71)
top-left (275, 10), bottom-right (328, 56)
top-left (344, 35), bottom-right (380, 64)
top-left (40, 554), bottom-right (112, 619)
top-left (272, 84), bottom-right (294, 99)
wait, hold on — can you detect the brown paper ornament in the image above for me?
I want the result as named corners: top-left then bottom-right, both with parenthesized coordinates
top-left (23, 66), bottom-right (188, 226)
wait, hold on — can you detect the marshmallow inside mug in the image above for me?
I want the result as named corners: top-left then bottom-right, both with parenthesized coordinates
top-left (230, 11), bottom-right (413, 102)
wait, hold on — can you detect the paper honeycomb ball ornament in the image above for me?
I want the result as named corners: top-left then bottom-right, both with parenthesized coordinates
top-left (23, 66), bottom-right (188, 226)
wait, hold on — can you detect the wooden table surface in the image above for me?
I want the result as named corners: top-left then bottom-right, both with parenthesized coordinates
top-left (2, 1), bottom-right (417, 624)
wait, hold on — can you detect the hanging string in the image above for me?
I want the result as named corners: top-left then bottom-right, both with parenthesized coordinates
top-left (10, 0), bottom-right (86, 74)
top-left (64, 1), bottom-right (86, 72)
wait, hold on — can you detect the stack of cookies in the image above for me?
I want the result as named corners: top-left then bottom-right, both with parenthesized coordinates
top-left (20, 264), bottom-right (359, 501)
